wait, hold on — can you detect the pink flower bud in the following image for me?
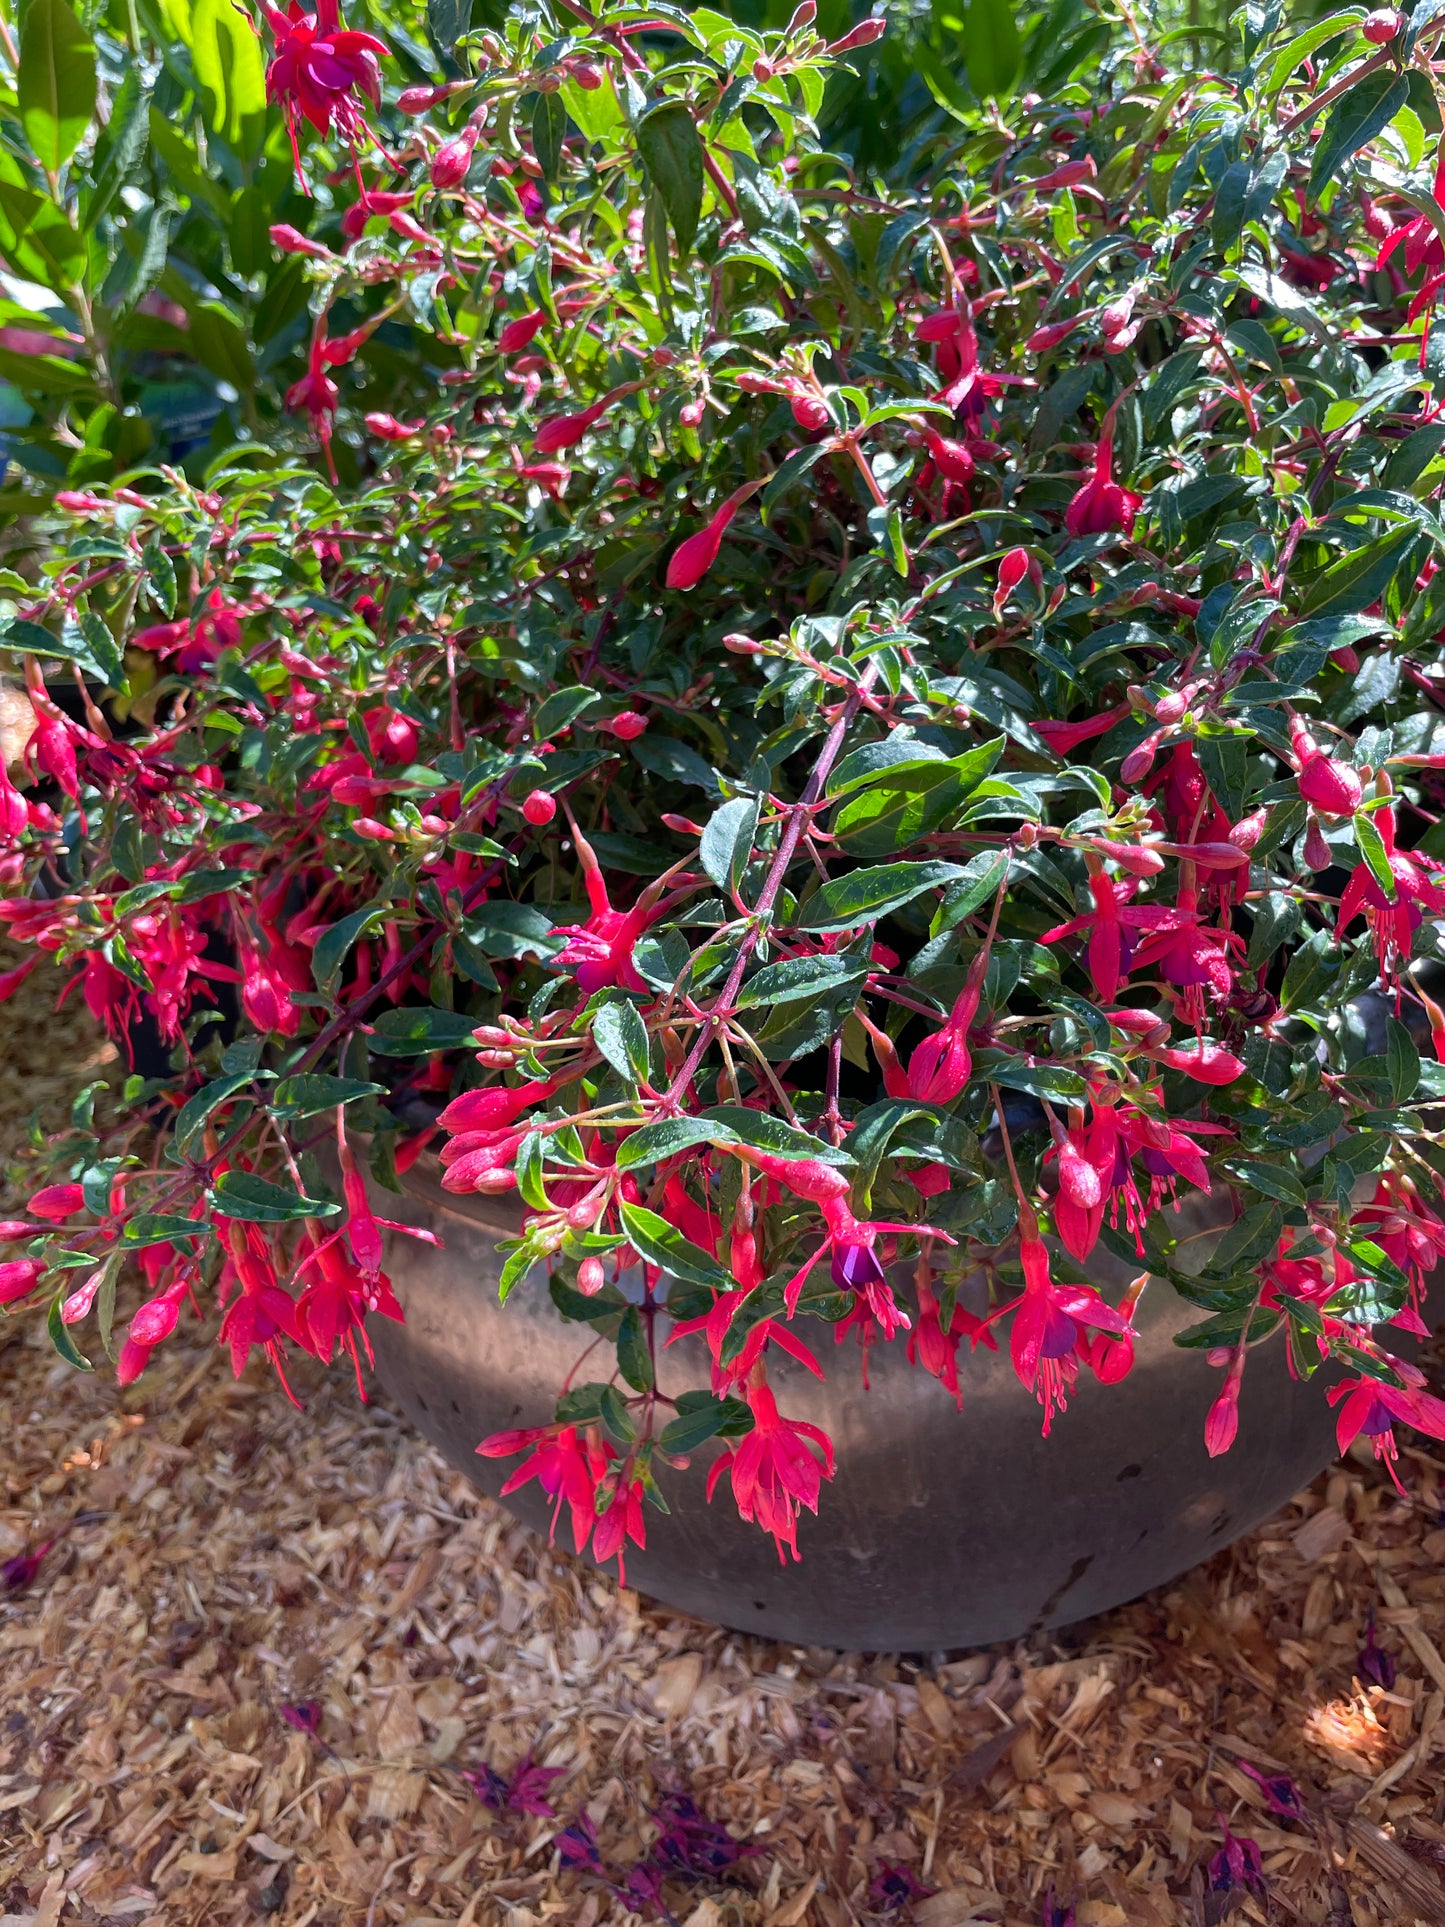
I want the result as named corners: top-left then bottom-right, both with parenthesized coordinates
top-left (1032, 156), bottom-right (1097, 192)
top-left (522, 789), bottom-right (556, 825)
top-left (665, 480), bottom-right (762, 590)
top-left (753, 56), bottom-right (774, 79)
top-left (431, 122), bottom-right (481, 190)
top-left (597, 710), bottom-right (648, 740)
top-left (1148, 1042), bottom-right (1245, 1084)
top-left (577, 1256), bottom-right (606, 1294)
top-left (1228, 808), bottom-right (1267, 852)
top-left (1120, 729), bottom-right (1164, 785)
top-left (723, 632), bottom-right (761, 654)
top-left (789, 391), bottom-right (831, 432)
top-left (352, 818), bottom-right (396, 841)
top-left (116, 1336), bottom-right (155, 1385)
top-left (1297, 753), bottom-right (1362, 816)
top-left (1303, 813), bottom-right (1332, 872)
top-left (0, 1259), bottom-right (45, 1305)
top-left (27, 1183), bottom-right (85, 1221)
top-left (680, 396), bottom-right (707, 427)
top-left (1362, 7), bottom-right (1403, 39)
top-left (398, 83), bottom-right (464, 112)
top-left (827, 15), bottom-right (886, 52)
top-left (364, 413), bottom-right (424, 441)
top-left (787, 0), bottom-right (816, 28)
top-left (270, 224), bottom-right (333, 259)
top-left (922, 424), bottom-right (975, 483)
top-left (1025, 317), bottom-right (1079, 353)
top-left (498, 308), bottom-right (547, 354)
top-left (1058, 1139), bottom-right (1102, 1209)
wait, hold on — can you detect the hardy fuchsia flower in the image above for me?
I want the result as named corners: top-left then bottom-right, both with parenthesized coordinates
top-left (259, 0), bottom-right (387, 178)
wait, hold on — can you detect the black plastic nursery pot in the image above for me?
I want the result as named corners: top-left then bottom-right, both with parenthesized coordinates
top-left (362, 1153), bottom-right (1424, 1652)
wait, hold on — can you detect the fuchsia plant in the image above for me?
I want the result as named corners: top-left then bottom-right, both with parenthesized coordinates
top-left (6, 0), bottom-right (1445, 1573)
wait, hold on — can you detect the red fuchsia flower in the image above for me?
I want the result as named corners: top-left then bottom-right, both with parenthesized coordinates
top-left (1289, 716), bottom-right (1362, 816)
top-left (1234, 1759), bottom-right (1306, 1823)
top-left (0, 1259), bottom-right (46, 1306)
top-left (1040, 861), bottom-right (1130, 1001)
top-left (285, 328), bottom-right (340, 460)
top-left (665, 480), bottom-right (764, 590)
top-left (550, 826), bottom-right (665, 995)
top-left (498, 308), bottom-right (548, 354)
top-left (1125, 887), bottom-right (1243, 1029)
top-left (1336, 800), bottom-right (1445, 982)
top-left (706, 1370), bottom-right (835, 1563)
top-left (464, 1752), bottom-right (565, 1817)
top-left (906, 1277), bottom-right (997, 1409)
top-left (364, 412), bottom-right (424, 441)
top-left (341, 188), bottom-right (414, 237)
top-left (216, 1221), bottom-right (305, 1401)
top-left (1207, 1820), bottom-right (1267, 1907)
top-left (1351, 1172), bottom-right (1445, 1337)
top-left (260, 0), bottom-right (387, 180)
top-left (1064, 429), bottom-right (1141, 539)
top-left (669, 1287), bottom-right (824, 1393)
top-left (1004, 1230), bottom-right (1134, 1434)
top-left (295, 1225), bottom-right (403, 1395)
top-left (1327, 1360), bottom-right (1445, 1493)
top-left (479, 1421), bottom-right (613, 1556)
top-left (132, 588), bottom-right (244, 673)
top-left (914, 303), bottom-right (1024, 416)
top-left (519, 458), bottom-right (570, 500)
top-left (533, 381), bottom-right (643, 454)
top-left (589, 1463), bottom-right (647, 1580)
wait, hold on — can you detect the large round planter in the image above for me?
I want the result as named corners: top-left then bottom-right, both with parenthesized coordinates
top-left (366, 1155), bottom-right (1422, 1651)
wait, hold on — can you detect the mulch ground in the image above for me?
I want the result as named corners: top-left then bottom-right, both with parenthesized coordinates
top-left (2, 968), bottom-right (1445, 1927)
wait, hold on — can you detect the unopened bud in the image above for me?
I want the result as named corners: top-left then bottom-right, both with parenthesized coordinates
top-left (827, 14), bottom-right (886, 52)
top-left (1119, 729), bottom-right (1164, 785)
top-left (577, 1255), bottom-right (606, 1294)
top-left (723, 631), bottom-right (761, 654)
top-left (477, 1169), bottom-right (518, 1193)
top-left (1362, 7), bottom-right (1403, 39)
top-left (1303, 812), bottom-right (1332, 872)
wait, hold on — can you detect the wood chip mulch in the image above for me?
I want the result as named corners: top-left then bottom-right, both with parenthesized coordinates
top-left (3, 972), bottom-right (1445, 1927)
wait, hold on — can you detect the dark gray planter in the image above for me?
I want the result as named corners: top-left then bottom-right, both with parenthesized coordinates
top-left (366, 1155), bottom-right (1407, 1650)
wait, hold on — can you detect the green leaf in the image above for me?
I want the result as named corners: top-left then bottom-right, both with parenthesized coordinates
top-left (636, 100), bottom-right (705, 253)
top-left (1205, 1199), bottom-right (1283, 1280)
top-left (1353, 809), bottom-right (1396, 900)
top-left (312, 905), bottom-right (388, 991)
top-left (620, 1200), bottom-right (729, 1289)
top-left (270, 1074), bottom-right (387, 1120)
top-left (142, 538), bottom-right (176, 617)
top-left (533, 684), bottom-right (601, 738)
top-left (1246, 891), bottom-right (1302, 970)
top-left (1265, 10), bottom-right (1364, 97)
top-left (659, 1390), bottom-right (751, 1455)
top-left (614, 1118), bottom-right (731, 1171)
top-left (1386, 1017), bottom-right (1420, 1106)
top-left (369, 1007), bottom-right (479, 1055)
top-left (616, 1304), bottom-right (654, 1391)
top-left (798, 860), bottom-right (967, 932)
top-left (124, 1212), bottom-right (208, 1244)
top-left (1303, 526), bottom-right (1420, 618)
top-left (18, 0), bottom-right (96, 173)
top-left (1222, 1158), bottom-right (1307, 1207)
top-left (964, 0), bottom-right (1022, 98)
top-left (0, 181), bottom-right (84, 285)
top-left (702, 1104), bottom-right (848, 1163)
top-left (593, 1000), bottom-right (652, 1087)
top-left (1310, 69), bottom-right (1410, 197)
top-left (735, 954), bottom-right (868, 1009)
top-left (930, 851), bottom-right (1011, 936)
top-left (173, 1071), bottom-right (256, 1155)
top-left (76, 611), bottom-right (123, 687)
top-left (48, 1292), bottom-right (92, 1371)
top-left (599, 1383), bottom-right (636, 1443)
top-left (187, 0), bottom-right (267, 155)
top-left (0, 615), bottom-right (101, 674)
top-left (699, 794), bottom-right (760, 896)
top-left (212, 1171), bottom-right (340, 1222)
top-left (532, 91), bottom-right (567, 180)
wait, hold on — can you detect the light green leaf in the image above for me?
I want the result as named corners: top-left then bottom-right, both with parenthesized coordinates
top-left (18, 0), bottom-right (96, 173)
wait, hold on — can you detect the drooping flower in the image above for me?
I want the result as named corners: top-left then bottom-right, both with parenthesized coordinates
top-left (1327, 1362), bottom-right (1445, 1493)
top-left (533, 381), bottom-right (642, 454)
top-left (1234, 1758), bottom-right (1306, 1823)
top-left (479, 1422), bottom-right (611, 1556)
top-left (665, 480), bottom-right (763, 590)
top-left (260, 0), bottom-right (387, 180)
top-left (1335, 801), bottom-right (1445, 982)
top-left (1005, 1232), bottom-right (1133, 1434)
top-left (906, 1277), bottom-right (996, 1409)
top-left (1207, 1818), bottom-right (1267, 1907)
top-left (551, 826), bottom-right (667, 995)
top-left (1350, 1171), bottom-right (1445, 1336)
top-left (463, 1752), bottom-right (564, 1817)
top-left (1064, 430), bottom-right (1141, 538)
top-left (706, 1371), bottom-right (835, 1562)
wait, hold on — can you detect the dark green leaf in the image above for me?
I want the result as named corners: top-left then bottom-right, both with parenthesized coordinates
top-left (616, 1304), bottom-right (653, 1390)
top-left (593, 1000), bottom-right (652, 1086)
top-left (369, 1007), bottom-right (479, 1055)
top-left (619, 1200), bottom-right (729, 1287)
top-left (735, 954), bottom-right (868, 1009)
top-left (18, 0), bottom-right (95, 173)
top-left (964, 0), bottom-right (1022, 98)
top-left (270, 1075), bottom-right (387, 1120)
top-left (699, 794), bottom-right (759, 895)
top-left (532, 91), bottom-right (567, 180)
top-left (636, 101), bottom-right (704, 253)
top-left (798, 860), bottom-right (967, 932)
top-left (212, 1170), bottom-right (339, 1222)
top-left (1310, 69), bottom-right (1410, 198)
top-left (48, 1292), bottom-right (92, 1371)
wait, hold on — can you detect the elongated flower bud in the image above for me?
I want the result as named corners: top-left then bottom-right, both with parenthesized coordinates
top-left (498, 308), bottom-right (547, 354)
top-left (666, 480), bottom-right (764, 590)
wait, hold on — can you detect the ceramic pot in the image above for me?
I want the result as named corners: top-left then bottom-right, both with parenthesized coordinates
top-left (361, 1153), bottom-right (1428, 1650)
